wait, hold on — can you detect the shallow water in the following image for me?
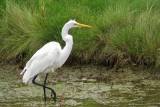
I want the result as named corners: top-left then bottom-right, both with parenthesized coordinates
top-left (1, 67), bottom-right (160, 107)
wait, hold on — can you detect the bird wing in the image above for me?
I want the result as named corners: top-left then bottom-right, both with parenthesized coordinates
top-left (28, 42), bottom-right (61, 68)
top-left (21, 42), bottom-right (62, 83)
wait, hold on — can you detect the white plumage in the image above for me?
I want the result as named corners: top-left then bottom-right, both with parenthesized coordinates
top-left (20, 20), bottom-right (92, 84)
top-left (21, 42), bottom-right (62, 83)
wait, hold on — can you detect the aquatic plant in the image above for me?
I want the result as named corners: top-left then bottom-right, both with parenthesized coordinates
top-left (1, 0), bottom-right (160, 68)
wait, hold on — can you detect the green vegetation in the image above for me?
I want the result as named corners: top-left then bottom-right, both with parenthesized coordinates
top-left (0, 0), bottom-right (160, 68)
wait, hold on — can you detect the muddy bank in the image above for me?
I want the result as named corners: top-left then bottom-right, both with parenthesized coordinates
top-left (0, 65), bottom-right (160, 106)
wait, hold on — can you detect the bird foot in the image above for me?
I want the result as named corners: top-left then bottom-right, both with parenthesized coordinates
top-left (51, 90), bottom-right (56, 102)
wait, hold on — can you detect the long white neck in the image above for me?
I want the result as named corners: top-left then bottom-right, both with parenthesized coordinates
top-left (59, 24), bottom-right (73, 67)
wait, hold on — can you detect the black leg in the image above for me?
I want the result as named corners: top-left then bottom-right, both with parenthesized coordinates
top-left (32, 74), bottom-right (56, 102)
top-left (43, 73), bottom-right (48, 102)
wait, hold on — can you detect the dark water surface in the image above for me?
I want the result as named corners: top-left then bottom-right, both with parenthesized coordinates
top-left (0, 67), bottom-right (160, 107)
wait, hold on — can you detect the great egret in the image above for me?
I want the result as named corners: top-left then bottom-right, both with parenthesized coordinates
top-left (20, 20), bottom-right (92, 102)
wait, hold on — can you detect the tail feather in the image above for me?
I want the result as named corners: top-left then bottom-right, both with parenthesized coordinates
top-left (23, 70), bottom-right (30, 84)
top-left (20, 58), bottom-right (33, 75)
top-left (20, 67), bottom-right (27, 75)
top-left (21, 59), bottom-right (35, 84)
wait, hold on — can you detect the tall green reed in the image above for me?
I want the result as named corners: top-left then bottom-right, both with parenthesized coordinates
top-left (97, 0), bottom-right (160, 67)
top-left (1, 0), bottom-right (160, 68)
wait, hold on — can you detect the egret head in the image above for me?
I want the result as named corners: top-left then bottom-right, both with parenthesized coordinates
top-left (66, 19), bottom-right (92, 28)
top-left (62, 19), bottom-right (92, 40)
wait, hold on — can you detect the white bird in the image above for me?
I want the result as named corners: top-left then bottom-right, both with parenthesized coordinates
top-left (20, 19), bottom-right (92, 102)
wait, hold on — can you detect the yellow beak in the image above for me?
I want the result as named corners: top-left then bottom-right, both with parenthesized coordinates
top-left (75, 23), bottom-right (92, 28)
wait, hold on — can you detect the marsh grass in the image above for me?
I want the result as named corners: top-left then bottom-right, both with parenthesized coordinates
top-left (0, 1), bottom-right (46, 61)
top-left (95, 0), bottom-right (160, 67)
top-left (0, 0), bottom-right (160, 68)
